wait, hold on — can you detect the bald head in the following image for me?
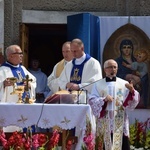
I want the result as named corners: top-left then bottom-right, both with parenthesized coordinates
top-left (5, 45), bottom-right (23, 65)
top-left (71, 38), bottom-right (84, 47)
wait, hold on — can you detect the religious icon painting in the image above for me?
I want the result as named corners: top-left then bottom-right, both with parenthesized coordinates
top-left (103, 23), bottom-right (150, 109)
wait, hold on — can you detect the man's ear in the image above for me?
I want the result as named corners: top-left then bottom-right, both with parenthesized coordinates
top-left (81, 47), bottom-right (84, 51)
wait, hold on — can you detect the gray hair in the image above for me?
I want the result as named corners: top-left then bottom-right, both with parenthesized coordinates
top-left (5, 45), bottom-right (21, 58)
top-left (104, 59), bottom-right (118, 68)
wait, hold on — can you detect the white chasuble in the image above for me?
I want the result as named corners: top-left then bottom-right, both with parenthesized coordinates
top-left (102, 81), bottom-right (125, 150)
top-left (89, 78), bottom-right (140, 150)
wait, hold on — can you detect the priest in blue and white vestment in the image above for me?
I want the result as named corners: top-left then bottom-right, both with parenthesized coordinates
top-left (58, 38), bottom-right (102, 94)
top-left (0, 45), bottom-right (36, 103)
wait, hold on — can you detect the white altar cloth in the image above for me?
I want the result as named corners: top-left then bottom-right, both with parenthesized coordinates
top-left (0, 103), bottom-right (96, 150)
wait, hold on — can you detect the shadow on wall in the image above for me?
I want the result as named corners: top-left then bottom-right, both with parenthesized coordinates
top-left (0, 48), bottom-right (4, 65)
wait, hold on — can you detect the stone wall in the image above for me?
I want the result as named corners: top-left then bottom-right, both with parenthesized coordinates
top-left (4, 0), bottom-right (22, 48)
top-left (22, 0), bottom-right (117, 12)
top-left (3, 0), bottom-right (150, 48)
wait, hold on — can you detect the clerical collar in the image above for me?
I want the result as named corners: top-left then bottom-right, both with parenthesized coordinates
top-left (64, 60), bottom-right (68, 66)
top-left (75, 53), bottom-right (86, 65)
top-left (106, 76), bottom-right (116, 82)
top-left (6, 61), bottom-right (19, 68)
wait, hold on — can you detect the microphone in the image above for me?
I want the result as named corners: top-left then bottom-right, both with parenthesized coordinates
top-left (74, 78), bottom-right (102, 104)
top-left (79, 78), bottom-right (102, 91)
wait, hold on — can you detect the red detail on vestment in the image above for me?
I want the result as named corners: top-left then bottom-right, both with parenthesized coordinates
top-left (100, 101), bottom-right (107, 118)
top-left (123, 91), bottom-right (135, 107)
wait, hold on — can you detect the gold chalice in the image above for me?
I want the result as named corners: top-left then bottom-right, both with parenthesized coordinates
top-left (9, 77), bottom-right (18, 94)
top-left (15, 86), bottom-right (25, 103)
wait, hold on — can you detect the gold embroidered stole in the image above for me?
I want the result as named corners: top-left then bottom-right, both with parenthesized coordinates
top-left (104, 109), bottom-right (124, 150)
top-left (56, 59), bottom-right (65, 78)
top-left (103, 82), bottom-right (124, 150)
top-left (104, 113), bottom-right (112, 150)
top-left (113, 109), bottom-right (124, 150)
top-left (112, 83), bottom-right (124, 150)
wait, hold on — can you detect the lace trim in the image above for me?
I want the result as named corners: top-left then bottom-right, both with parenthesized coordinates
top-left (89, 97), bottom-right (104, 117)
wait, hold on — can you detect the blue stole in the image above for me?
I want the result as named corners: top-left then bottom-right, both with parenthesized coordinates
top-left (2, 62), bottom-right (26, 85)
top-left (2, 62), bottom-right (27, 99)
top-left (70, 54), bottom-right (91, 84)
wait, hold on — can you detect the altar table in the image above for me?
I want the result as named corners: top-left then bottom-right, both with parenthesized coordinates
top-left (0, 103), bottom-right (96, 150)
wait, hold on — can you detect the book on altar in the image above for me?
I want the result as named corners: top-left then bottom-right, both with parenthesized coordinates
top-left (44, 90), bottom-right (87, 104)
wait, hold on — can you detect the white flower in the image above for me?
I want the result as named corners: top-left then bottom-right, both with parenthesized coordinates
top-left (130, 145), bottom-right (135, 149)
top-left (130, 146), bottom-right (146, 150)
top-left (145, 146), bottom-right (148, 149)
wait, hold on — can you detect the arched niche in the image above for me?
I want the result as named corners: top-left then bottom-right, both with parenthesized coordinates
top-left (103, 23), bottom-right (150, 62)
top-left (103, 23), bottom-right (150, 108)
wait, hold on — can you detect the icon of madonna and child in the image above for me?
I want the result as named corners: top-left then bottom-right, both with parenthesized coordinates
top-left (115, 39), bottom-right (150, 108)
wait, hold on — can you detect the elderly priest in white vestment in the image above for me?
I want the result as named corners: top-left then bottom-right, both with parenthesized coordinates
top-left (0, 45), bottom-right (36, 132)
top-left (0, 45), bottom-right (36, 103)
top-left (89, 59), bottom-right (140, 150)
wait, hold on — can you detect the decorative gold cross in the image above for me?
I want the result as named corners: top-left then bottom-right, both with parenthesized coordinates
top-left (23, 75), bottom-right (33, 91)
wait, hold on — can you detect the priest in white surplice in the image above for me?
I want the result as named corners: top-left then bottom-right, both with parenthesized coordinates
top-left (47, 41), bottom-right (74, 94)
top-left (89, 59), bottom-right (140, 150)
top-left (0, 45), bottom-right (36, 103)
top-left (58, 38), bottom-right (102, 95)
